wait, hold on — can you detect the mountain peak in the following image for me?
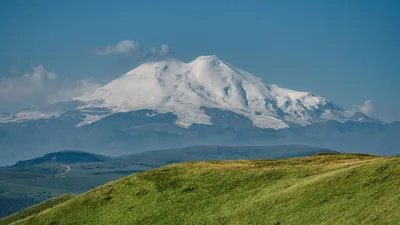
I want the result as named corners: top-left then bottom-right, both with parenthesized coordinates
top-left (191, 55), bottom-right (228, 69)
top-left (193, 55), bottom-right (220, 61)
top-left (72, 55), bottom-right (370, 129)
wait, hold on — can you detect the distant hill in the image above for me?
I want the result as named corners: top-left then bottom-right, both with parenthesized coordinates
top-left (116, 144), bottom-right (338, 165)
top-left (12, 151), bottom-right (111, 167)
top-left (9, 154), bottom-right (400, 225)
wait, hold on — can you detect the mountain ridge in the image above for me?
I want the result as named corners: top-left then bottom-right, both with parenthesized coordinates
top-left (0, 107), bottom-right (397, 166)
top-left (74, 55), bottom-right (373, 128)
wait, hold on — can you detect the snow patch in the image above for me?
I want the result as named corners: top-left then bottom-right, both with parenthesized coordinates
top-left (0, 111), bottom-right (59, 123)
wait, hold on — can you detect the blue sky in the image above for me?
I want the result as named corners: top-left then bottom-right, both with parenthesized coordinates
top-left (0, 0), bottom-right (399, 121)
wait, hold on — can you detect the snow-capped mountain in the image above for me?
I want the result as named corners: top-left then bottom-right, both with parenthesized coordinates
top-left (73, 55), bottom-right (363, 129)
top-left (0, 55), bottom-right (376, 129)
top-left (1, 56), bottom-right (398, 166)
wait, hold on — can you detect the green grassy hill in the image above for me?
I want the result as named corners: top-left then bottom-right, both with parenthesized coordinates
top-left (0, 194), bottom-right (74, 225)
top-left (0, 145), bottom-right (335, 218)
top-left (9, 154), bottom-right (400, 225)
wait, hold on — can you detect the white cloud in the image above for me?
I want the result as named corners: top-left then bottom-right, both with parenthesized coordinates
top-left (142, 44), bottom-right (171, 60)
top-left (348, 100), bottom-right (400, 122)
top-left (0, 65), bottom-right (57, 102)
top-left (47, 79), bottom-right (101, 103)
top-left (359, 100), bottom-right (375, 116)
top-left (94, 40), bottom-right (141, 56)
top-left (28, 64), bottom-right (57, 80)
top-left (353, 100), bottom-right (376, 117)
top-left (0, 65), bottom-right (100, 112)
top-left (159, 44), bottom-right (170, 55)
top-left (94, 40), bottom-right (172, 61)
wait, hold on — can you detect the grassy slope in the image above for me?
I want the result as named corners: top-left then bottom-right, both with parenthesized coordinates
top-left (0, 194), bottom-right (74, 225)
top-left (0, 145), bottom-right (334, 218)
top-left (0, 145), bottom-right (335, 198)
top-left (12, 154), bottom-right (400, 225)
